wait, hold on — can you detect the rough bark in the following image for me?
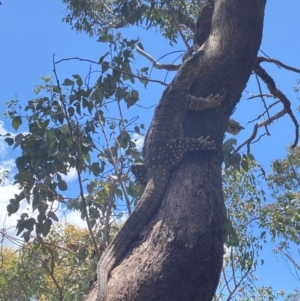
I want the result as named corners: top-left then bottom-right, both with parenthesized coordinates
top-left (86, 0), bottom-right (266, 300)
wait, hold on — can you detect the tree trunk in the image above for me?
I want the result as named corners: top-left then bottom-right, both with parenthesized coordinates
top-left (87, 0), bottom-right (266, 300)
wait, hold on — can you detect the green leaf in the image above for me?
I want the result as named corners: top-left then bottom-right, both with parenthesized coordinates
top-left (134, 126), bottom-right (140, 134)
top-left (84, 152), bottom-right (91, 164)
top-left (40, 119), bottom-right (50, 129)
top-left (117, 132), bottom-right (131, 149)
top-left (137, 42), bottom-right (144, 50)
top-left (124, 90), bottom-right (139, 108)
top-left (91, 162), bottom-right (101, 177)
top-left (139, 76), bottom-right (148, 86)
top-left (131, 90), bottom-right (139, 100)
top-left (101, 61), bottom-right (110, 73)
top-left (73, 74), bottom-right (83, 86)
top-left (37, 213), bottom-right (46, 223)
top-left (12, 116), bottom-right (22, 130)
top-left (99, 52), bottom-right (109, 64)
top-left (87, 184), bottom-right (94, 194)
top-left (24, 218), bottom-right (36, 232)
top-left (62, 78), bottom-right (75, 86)
top-left (260, 231), bottom-right (266, 239)
top-left (4, 137), bottom-right (14, 146)
top-left (241, 160), bottom-right (249, 172)
top-left (140, 67), bottom-right (149, 72)
top-left (48, 211), bottom-right (59, 222)
top-left (41, 219), bottom-right (52, 237)
top-left (21, 230), bottom-right (31, 242)
top-left (116, 211), bottom-right (124, 219)
top-left (16, 156), bottom-right (28, 172)
top-left (16, 219), bottom-right (26, 236)
top-left (58, 180), bottom-right (68, 191)
top-left (247, 153), bottom-right (255, 161)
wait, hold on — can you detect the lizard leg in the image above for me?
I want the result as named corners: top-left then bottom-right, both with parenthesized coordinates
top-left (131, 163), bottom-right (147, 187)
top-left (184, 93), bottom-right (223, 111)
top-left (163, 136), bottom-right (216, 169)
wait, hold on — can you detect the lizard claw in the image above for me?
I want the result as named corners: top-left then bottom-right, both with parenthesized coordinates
top-left (207, 93), bottom-right (223, 106)
top-left (197, 136), bottom-right (217, 150)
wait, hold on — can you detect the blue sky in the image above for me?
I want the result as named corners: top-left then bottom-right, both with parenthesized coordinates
top-left (0, 0), bottom-right (300, 298)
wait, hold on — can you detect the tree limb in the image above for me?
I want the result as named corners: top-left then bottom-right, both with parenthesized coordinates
top-left (235, 58), bottom-right (299, 153)
top-left (55, 56), bottom-right (168, 86)
top-left (136, 46), bottom-right (181, 71)
top-left (257, 56), bottom-right (300, 74)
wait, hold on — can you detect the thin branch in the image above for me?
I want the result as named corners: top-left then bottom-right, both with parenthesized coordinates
top-left (254, 61), bottom-right (299, 147)
top-left (247, 93), bottom-right (273, 100)
top-left (43, 243), bottom-right (64, 300)
top-left (41, 240), bottom-right (82, 260)
top-left (257, 56), bottom-right (300, 74)
top-left (230, 247), bottom-right (237, 287)
top-left (235, 59), bottom-right (299, 153)
top-left (248, 100), bottom-right (280, 123)
top-left (282, 251), bottom-right (300, 281)
top-left (20, 257), bottom-right (60, 300)
top-left (164, 0), bottom-right (191, 51)
top-left (251, 132), bottom-right (267, 144)
top-left (102, 181), bottom-right (117, 249)
top-left (225, 256), bottom-right (252, 301)
top-left (116, 101), bottom-right (132, 210)
top-left (222, 268), bottom-right (233, 297)
top-left (55, 56), bottom-right (168, 86)
top-left (53, 55), bottom-right (100, 261)
top-left (288, 157), bottom-right (300, 187)
top-left (254, 73), bottom-right (270, 120)
top-left (136, 46), bottom-right (181, 71)
top-left (95, 109), bottom-right (132, 215)
top-left (235, 108), bottom-right (287, 154)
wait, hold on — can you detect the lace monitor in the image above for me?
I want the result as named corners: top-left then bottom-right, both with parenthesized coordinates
top-left (97, 50), bottom-right (223, 301)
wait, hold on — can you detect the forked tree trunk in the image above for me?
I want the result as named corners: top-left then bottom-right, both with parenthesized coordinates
top-left (87, 0), bottom-right (266, 300)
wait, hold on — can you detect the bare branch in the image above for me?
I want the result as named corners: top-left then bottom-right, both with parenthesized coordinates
top-left (254, 61), bottom-right (299, 148)
top-left (248, 93), bottom-right (273, 100)
top-left (257, 56), bottom-right (300, 74)
top-left (282, 251), bottom-right (300, 281)
top-left (235, 108), bottom-right (287, 154)
top-left (102, 181), bottom-right (117, 249)
top-left (95, 109), bottom-right (132, 215)
top-left (254, 73), bottom-right (270, 120)
top-left (235, 59), bottom-right (299, 153)
top-left (136, 46), bottom-right (181, 71)
top-left (55, 56), bottom-right (168, 86)
top-left (248, 100), bottom-right (280, 123)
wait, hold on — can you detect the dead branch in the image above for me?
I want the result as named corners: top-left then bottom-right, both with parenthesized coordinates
top-left (136, 46), bottom-right (181, 71)
top-left (235, 107), bottom-right (288, 154)
top-left (248, 100), bottom-right (280, 123)
top-left (257, 56), bottom-right (300, 74)
top-left (235, 58), bottom-right (299, 153)
top-left (254, 60), bottom-right (299, 147)
top-left (248, 93), bottom-right (273, 100)
top-left (254, 73), bottom-right (270, 120)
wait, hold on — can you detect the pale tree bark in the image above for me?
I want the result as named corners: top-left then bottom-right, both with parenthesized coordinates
top-left (86, 0), bottom-right (267, 300)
